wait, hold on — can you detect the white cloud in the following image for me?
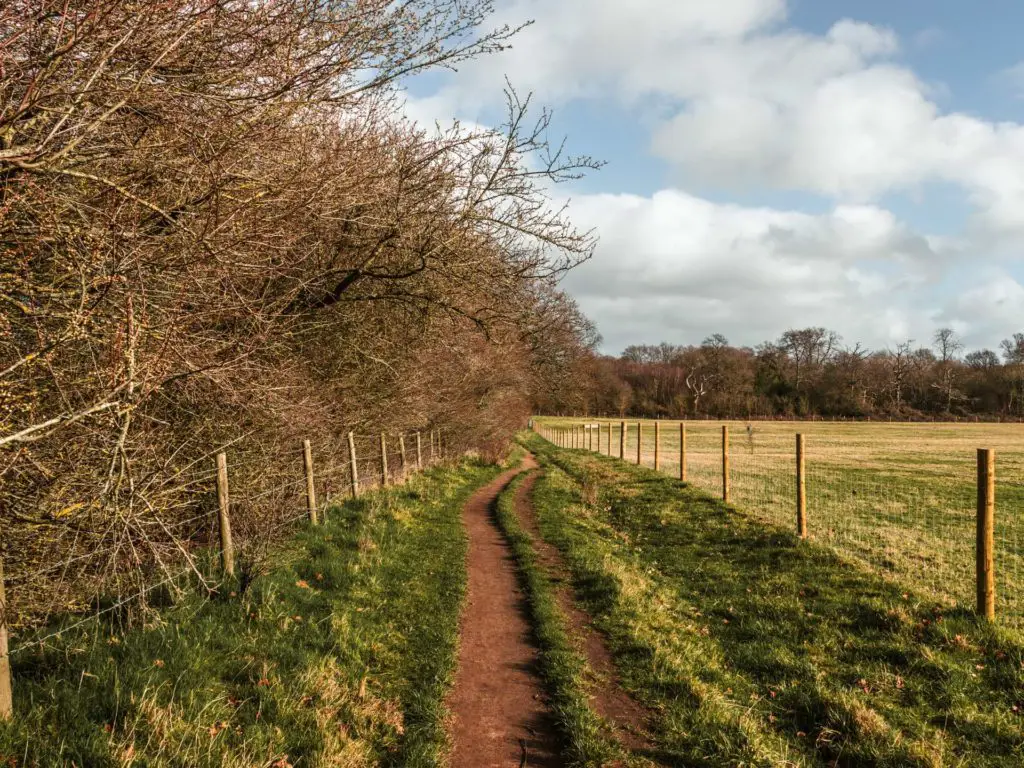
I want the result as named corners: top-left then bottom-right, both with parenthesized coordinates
top-left (400, 0), bottom-right (1024, 352)
top-left (559, 190), bottom-right (988, 352)
top-left (421, 0), bottom-right (1024, 235)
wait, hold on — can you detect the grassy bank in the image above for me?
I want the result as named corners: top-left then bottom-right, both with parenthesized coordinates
top-left (522, 431), bottom-right (1024, 767)
top-left (536, 417), bottom-right (1024, 622)
top-left (0, 460), bottom-right (502, 768)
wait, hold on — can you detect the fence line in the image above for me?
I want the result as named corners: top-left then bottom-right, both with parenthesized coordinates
top-left (0, 427), bottom-right (451, 715)
top-left (536, 418), bottom-right (1023, 625)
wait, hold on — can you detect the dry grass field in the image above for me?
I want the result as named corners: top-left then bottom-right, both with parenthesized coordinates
top-left (537, 418), bottom-right (1024, 624)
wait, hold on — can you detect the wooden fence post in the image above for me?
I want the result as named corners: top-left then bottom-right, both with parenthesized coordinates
top-left (619, 421), bottom-right (626, 459)
top-left (416, 432), bottom-right (423, 470)
top-left (0, 555), bottom-right (11, 721)
top-left (216, 452), bottom-right (234, 576)
top-left (589, 424), bottom-right (594, 451)
top-left (796, 434), bottom-right (807, 538)
top-left (399, 435), bottom-right (408, 482)
top-left (380, 434), bottom-right (389, 486)
top-left (654, 421), bottom-right (661, 471)
top-left (348, 431), bottom-right (360, 498)
top-left (303, 439), bottom-right (318, 525)
top-left (977, 448), bottom-right (995, 620)
top-left (636, 421), bottom-right (642, 465)
top-left (722, 425), bottom-right (730, 503)
top-left (605, 422), bottom-right (611, 454)
top-left (680, 422), bottom-right (687, 482)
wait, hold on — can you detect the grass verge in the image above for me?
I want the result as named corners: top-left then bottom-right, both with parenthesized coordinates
top-left (522, 431), bottom-right (1024, 767)
top-left (0, 459), bottom-right (501, 768)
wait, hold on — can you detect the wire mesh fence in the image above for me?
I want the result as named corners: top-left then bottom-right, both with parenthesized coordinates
top-left (538, 418), bottom-right (1024, 626)
top-left (0, 426), bottom-right (449, 676)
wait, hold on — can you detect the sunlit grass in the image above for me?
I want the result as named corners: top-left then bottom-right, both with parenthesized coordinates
top-left (537, 418), bottom-right (1024, 624)
top-left (523, 431), bottom-right (1024, 767)
top-left (0, 461), bottom-right (500, 767)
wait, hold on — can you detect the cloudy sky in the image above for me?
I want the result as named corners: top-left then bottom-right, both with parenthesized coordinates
top-left (404, 0), bottom-right (1024, 355)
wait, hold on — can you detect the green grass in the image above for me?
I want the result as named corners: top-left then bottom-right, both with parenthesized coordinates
top-left (538, 418), bottom-right (1024, 624)
top-left (0, 459), bottom-right (502, 768)
top-left (522, 431), bottom-right (1024, 767)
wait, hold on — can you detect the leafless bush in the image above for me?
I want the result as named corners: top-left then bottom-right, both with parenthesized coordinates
top-left (0, 0), bottom-right (598, 627)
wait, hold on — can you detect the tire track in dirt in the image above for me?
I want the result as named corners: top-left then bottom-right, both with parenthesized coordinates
top-left (511, 465), bottom-right (662, 762)
top-left (448, 456), bottom-right (563, 767)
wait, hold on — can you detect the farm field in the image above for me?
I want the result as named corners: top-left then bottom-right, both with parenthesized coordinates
top-left (519, 431), bottom-right (1024, 766)
top-left (536, 418), bottom-right (1024, 625)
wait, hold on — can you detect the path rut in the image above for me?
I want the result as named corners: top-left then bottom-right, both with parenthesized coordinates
top-left (449, 457), bottom-right (562, 767)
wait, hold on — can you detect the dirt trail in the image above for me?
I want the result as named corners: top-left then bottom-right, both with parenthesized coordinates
top-left (511, 469), bottom-right (658, 758)
top-left (449, 456), bottom-right (562, 767)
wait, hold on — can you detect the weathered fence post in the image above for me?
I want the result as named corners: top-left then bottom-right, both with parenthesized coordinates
top-left (216, 452), bottom-right (234, 576)
top-left (654, 421), bottom-right (661, 471)
top-left (796, 434), bottom-right (807, 538)
top-left (399, 435), bottom-right (408, 482)
top-left (303, 439), bottom-right (318, 525)
top-left (977, 448), bottom-right (995, 620)
top-left (0, 555), bottom-right (12, 721)
top-left (619, 421), bottom-right (626, 459)
top-left (380, 433), bottom-right (389, 486)
top-left (636, 421), bottom-right (642, 465)
top-left (679, 422), bottom-right (687, 481)
top-left (722, 425), bottom-right (730, 503)
top-left (589, 424), bottom-right (594, 451)
top-left (416, 432), bottom-right (423, 470)
top-left (348, 431), bottom-right (360, 498)
top-left (605, 422), bottom-right (611, 454)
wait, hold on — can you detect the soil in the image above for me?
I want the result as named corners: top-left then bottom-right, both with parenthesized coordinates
top-left (448, 456), bottom-right (563, 767)
top-left (511, 469), bottom-right (657, 756)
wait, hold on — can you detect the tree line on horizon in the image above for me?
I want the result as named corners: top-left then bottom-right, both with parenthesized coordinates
top-left (535, 327), bottom-right (1024, 421)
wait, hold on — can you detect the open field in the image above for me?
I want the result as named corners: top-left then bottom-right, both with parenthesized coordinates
top-left (521, 432), bottom-right (1024, 766)
top-left (536, 418), bottom-right (1024, 624)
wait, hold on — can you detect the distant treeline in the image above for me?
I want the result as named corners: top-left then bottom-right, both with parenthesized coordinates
top-left (535, 328), bottom-right (1024, 420)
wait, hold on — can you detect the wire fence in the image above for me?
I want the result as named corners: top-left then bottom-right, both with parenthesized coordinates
top-left (538, 418), bottom-right (1024, 626)
top-left (0, 426), bottom-right (448, 671)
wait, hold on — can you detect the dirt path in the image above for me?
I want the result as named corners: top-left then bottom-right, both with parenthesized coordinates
top-left (449, 456), bottom-right (563, 767)
top-left (511, 469), bottom-right (659, 759)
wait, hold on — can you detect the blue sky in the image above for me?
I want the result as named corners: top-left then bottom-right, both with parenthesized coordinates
top-left (404, 0), bottom-right (1024, 355)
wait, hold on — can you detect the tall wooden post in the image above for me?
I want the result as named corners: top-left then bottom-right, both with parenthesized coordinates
top-left (216, 452), bottom-right (234, 576)
top-left (796, 434), bottom-right (807, 538)
top-left (589, 424), bottom-right (594, 451)
top-left (416, 432), bottom-right (423, 470)
top-left (303, 439), bottom-right (318, 525)
top-left (348, 431), bottom-right (360, 498)
top-left (380, 433), bottom-right (389, 486)
top-left (680, 422), bottom-right (687, 482)
top-left (977, 448), bottom-right (995, 620)
top-left (605, 423), bottom-right (611, 454)
top-left (721, 426), bottom-right (730, 503)
top-left (399, 435), bottom-right (408, 482)
top-left (636, 421), bottom-right (642, 465)
top-left (654, 421), bottom-right (661, 471)
top-left (619, 421), bottom-right (626, 459)
top-left (0, 556), bottom-right (11, 721)
top-left (430, 430), bottom-right (436, 463)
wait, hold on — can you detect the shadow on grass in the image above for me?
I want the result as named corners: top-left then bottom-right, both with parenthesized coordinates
top-left (525, 434), bottom-right (1024, 768)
